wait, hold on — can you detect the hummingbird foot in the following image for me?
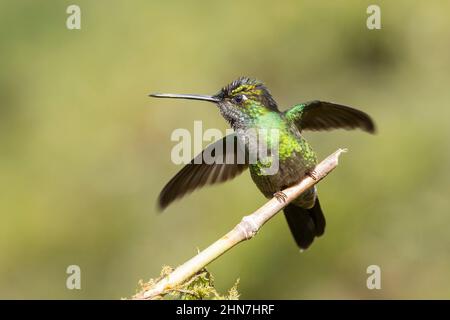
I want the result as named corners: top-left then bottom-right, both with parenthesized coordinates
top-left (274, 191), bottom-right (288, 203)
top-left (306, 169), bottom-right (319, 181)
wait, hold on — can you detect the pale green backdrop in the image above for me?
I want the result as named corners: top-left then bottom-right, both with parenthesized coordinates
top-left (1, 0), bottom-right (449, 299)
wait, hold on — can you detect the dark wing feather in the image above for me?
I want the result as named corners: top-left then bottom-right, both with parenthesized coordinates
top-left (158, 134), bottom-right (248, 210)
top-left (285, 100), bottom-right (376, 133)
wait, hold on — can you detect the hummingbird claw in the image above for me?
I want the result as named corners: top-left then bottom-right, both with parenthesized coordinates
top-left (274, 191), bottom-right (288, 203)
top-left (307, 170), bottom-right (319, 181)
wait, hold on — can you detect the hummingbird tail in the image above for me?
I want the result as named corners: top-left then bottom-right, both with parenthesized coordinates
top-left (283, 198), bottom-right (326, 250)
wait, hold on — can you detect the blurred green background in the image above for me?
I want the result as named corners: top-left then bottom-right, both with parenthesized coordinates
top-left (1, 0), bottom-right (450, 299)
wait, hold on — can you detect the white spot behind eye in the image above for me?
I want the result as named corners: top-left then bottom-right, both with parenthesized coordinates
top-left (242, 94), bottom-right (248, 101)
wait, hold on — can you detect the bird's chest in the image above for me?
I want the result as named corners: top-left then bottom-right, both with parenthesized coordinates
top-left (244, 124), bottom-right (317, 197)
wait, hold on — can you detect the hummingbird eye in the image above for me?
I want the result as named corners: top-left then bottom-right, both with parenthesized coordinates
top-left (233, 95), bottom-right (247, 104)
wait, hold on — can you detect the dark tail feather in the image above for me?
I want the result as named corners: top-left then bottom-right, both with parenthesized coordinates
top-left (283, 198), bottom-right (326, 250)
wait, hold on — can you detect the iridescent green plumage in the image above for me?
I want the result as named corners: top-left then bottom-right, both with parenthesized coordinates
top-left (150, 77), bottom-right (375, 249)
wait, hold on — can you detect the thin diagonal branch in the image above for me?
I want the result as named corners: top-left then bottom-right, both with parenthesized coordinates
top-left (133, 148), bottom-right (347, 300)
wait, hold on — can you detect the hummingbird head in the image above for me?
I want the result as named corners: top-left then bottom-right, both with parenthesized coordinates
top-left (150, 77), bottom-right (278, 129)
top-left (214, 77), bottom-right (278, 127)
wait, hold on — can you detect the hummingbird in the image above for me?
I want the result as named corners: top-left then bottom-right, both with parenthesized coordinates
top-left (150, 77), bottom-right (375, 250)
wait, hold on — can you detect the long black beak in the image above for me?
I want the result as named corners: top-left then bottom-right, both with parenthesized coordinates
top-left (149, 93), bottom-right (220, 103)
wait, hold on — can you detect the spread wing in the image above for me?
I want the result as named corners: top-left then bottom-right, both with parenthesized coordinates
top-left (158, 133), bottom-right (248, 210)
top-left (284, 100), bottom-right (375, 133)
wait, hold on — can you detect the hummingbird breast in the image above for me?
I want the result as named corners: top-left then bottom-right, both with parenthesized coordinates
top-left (247, 123), bottom-right (318, 208)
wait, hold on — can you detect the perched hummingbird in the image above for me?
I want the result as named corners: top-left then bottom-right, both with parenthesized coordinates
top-left (150, 77), bottom-right (375, 249)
